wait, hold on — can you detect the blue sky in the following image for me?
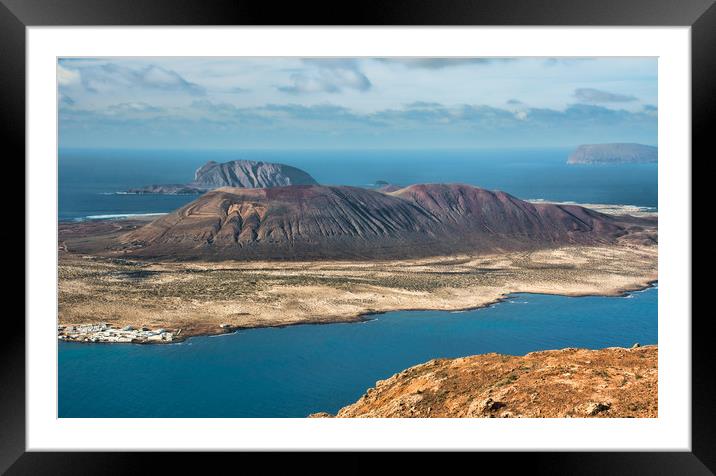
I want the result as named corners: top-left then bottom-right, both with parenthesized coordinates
top-left (58, 57), bottom-right (657, 150)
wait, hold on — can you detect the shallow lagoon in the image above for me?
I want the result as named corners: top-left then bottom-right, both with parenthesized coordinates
top-left (58, 285), bottom-right (657, 418)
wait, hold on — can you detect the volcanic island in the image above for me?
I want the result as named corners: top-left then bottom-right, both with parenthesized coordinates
top-left (59, 160), bottom-right (657, 343)
top-left (58, 160), bottom-right (658, 417)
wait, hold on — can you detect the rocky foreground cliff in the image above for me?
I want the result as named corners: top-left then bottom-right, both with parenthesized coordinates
top-left (117, 183), bottom-right (656, 260)
top-left (127, 159), bottom-right (318, 194)
top-left (311, 346), bottom-right (657, 418)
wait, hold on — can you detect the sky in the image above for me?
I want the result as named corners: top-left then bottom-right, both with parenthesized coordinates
top-left (58, 57), bottom-right (657, 150)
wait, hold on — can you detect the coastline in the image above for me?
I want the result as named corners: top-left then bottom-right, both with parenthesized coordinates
top-left (311, 345), bottom-right (658, 418)
top-left (526, 200), bottom-right (657, 218)
top-left (58, 262), bottom-right (658, 345)
top-left (58, 202), bottom-right (658, 345)
top-left (60, 287), bottom-right (659, 345)
top-left (61, 200), bottom-right (653, 225)
top-left (354, 279), bottom-right (658, 328)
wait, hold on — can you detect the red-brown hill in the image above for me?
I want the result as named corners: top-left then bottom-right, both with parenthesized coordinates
top-left (119, 183), bottom-right (649, 260)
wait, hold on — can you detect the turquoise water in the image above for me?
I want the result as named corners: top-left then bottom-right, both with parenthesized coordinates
top-left (58, 148), bottom-right (658, 221)
top-left (58, 285), bottom-right (657, 418)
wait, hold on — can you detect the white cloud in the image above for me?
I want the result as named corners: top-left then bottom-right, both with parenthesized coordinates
top-left (375, 58), bottom-right (512, 69)
top-left (60, 61), bottom-right (205, 96)
top-left (57, 64), bottom-right (80, 86)
top-left (57, 57), bottom-right (658, 148)
top-left (278, 60), bottom-right (371, 94)
top-left (142, 66), bottom-right (191, 89)
top-left (574, 88), bottom-right (638, 103)
top-left (105, 102), bottom-right (163, 116)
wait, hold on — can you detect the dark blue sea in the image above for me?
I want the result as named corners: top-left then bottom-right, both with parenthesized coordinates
top-left (58, 148), bottom-right (657, 221)
top-left (58, 286), bottom-right (657, 418)
top-left (58, 147), bottom-right (658, 418)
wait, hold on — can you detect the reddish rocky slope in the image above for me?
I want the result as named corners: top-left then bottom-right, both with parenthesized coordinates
top-left (119, 183), bottom-right (651, 260)
top-left (311, 346), bottom-right (657, 418)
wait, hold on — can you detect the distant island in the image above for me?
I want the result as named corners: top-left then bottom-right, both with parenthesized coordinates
top-left (125, 159), bottom-right (318, 194)
top-left (567, 143), bottom-right (657, 165)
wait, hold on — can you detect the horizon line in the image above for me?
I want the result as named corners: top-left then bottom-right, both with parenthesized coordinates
top-left (58, 143), bottom-right (657, 153)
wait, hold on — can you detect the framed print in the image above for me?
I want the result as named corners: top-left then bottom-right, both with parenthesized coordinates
top-left (4, 0), bottom-right (710, 472)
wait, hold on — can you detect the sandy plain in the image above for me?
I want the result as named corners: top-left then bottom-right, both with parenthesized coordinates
top-left (58, 213), bottom-right (657, 342)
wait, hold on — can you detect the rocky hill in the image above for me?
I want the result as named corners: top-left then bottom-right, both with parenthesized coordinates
top-left (190, 160), bottom-right (318, 189)
top-left (118, 183), bottom-right (650, 260)
top-left (567, 143), bottom-right (657, 164)
top-left (126, 159), bottom-right (318, 194)
top-left (311, 346), bottom-right (657, 418)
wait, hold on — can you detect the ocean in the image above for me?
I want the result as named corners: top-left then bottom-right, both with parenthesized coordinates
top-left (58, 286), bottom-right (657, 418)
top-left (58, 148), bottom-right (658, 221)
top-left (58, 147), bottom-right (658, 418)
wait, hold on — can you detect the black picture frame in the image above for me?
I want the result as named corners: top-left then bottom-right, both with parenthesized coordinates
top-left (3, 0), bottom-right (709, 472)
